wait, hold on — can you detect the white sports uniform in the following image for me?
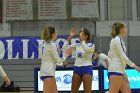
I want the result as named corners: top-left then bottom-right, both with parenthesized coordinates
top-left (40, 41), bottom-right (66, 77)
top-left (108, 36), bottom-right (134, 74)
top-left (62, 41), bottom-right (95, 66)
top-left (97, 53), bottom-right (110, 69)
top-left (0, 65), bottom-right (7, 78)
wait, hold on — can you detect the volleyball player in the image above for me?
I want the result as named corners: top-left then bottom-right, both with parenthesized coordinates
top-left (62, 28), bottom-right (95, 93)
top-left (39, 26), bottom-right (73, 93)
top-left (94, 51), bottom-right (131, 93)
top-left (108, 22), bottom-right (140, 93)
top-left (94, 51), bottom-right (110, 69)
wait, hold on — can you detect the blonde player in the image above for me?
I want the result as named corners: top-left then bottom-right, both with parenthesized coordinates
top-left (108, 22), bottom-right (140, 93)
top-left (40, 26), bottom-right (73, 93)
top-left (0, 65), bottom-right (10, 85)
top-left (94, 51), bottom-right (110, 69)
top-left (62, 28), bottom-right (95, 93)
top-left (94, 51), bottom-right (131, 93)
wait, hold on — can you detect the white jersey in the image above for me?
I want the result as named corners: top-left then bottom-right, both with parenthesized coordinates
top-left (0, 65), bottom-right (6, 78)
top-left (108, 36), bottom-right (134, 74)
top-left (62, 41), bottom-right (95, 67)
top-left (40, 41), bottom-right (66, 77)
top-left (98, 53), bottom-right (110, 69)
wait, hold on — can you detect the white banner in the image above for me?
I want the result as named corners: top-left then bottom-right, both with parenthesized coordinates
top-left (3, 0), bottom-right (33, 20)
top-left (38, 0), bottom-right (67, 19)
top-left (72, 0), bottom-right (99, 18)
top-left (37, 70), bottom-right (99, 91)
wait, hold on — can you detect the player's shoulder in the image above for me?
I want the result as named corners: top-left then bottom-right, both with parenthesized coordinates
top-left (111, 36), bottom-right (120, 44)
top-left (75, 42), bottom-right (80, 47)
top-left (87, 42), bottom-right (94, 47)
top-left (100, 53), bottom-right (107, 57)
top-left (50, 42), bottom-right (56, 47)
top-left (44, 41), bottom-right (56, 48)
top-left (114, 36), bottom-right (120, 41)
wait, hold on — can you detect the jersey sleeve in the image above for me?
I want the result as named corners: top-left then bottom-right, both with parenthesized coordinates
top-left (100, 54), bottom-right (108, 61)
top-left (81, 41), bottom-right (95, 52)
top-left (115, 39), bottom-right (134, 67)
top-left (50, 43), bottom-right (66, 64)
top-left (62, 41), bottom-right (76, 51)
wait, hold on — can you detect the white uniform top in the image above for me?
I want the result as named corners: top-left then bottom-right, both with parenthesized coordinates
top-left (40, 41), bottom-right (66, 77)
top-left (0, 65), bottom-right (6, 78)
top-left (62, 41), bottom-right (95, 67)
top-left (98, 53), bottom-right (110, 69)
top-left (108, 36), bottom-right (134, 74)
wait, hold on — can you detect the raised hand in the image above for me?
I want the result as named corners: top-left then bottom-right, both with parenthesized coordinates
top-left (70, 27), bottom-right (76, 37)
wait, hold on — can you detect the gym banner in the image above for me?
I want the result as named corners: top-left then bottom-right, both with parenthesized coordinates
top-left (0, 36), bottom-right (79, 59)
top-left (72, 0), bottom-right (99, 18)
top-left (38, 0), bottom-right (67, 19)
top-left (3, 0), bottom-right (33, 20)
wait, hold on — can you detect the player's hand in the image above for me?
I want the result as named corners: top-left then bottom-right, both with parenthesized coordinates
top-left (134, 65), bottom-right (140, 72)
top-left (70, 27), bottom-right (76, 37)
top-left (136, 66), bottom-right (140, 72)
top-left (63, 61), bottom-right (67, 67)
top-left (3, 76), bottom-right (11, 85)
top-left (65, 47), bottom-right (74, 57)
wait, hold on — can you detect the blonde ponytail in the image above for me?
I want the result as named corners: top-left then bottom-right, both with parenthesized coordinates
top-left (41, 26), bottom-right (55, 42)
top-left (111, 24), bottom-right (117, 38)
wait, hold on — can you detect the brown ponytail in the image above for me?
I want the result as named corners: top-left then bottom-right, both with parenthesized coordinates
top-left (111, 22), bottom-right (125, 38)
top-left (81, 28), bottom-right (91, 42)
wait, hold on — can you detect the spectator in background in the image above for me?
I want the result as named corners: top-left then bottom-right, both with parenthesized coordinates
top-left (94, 51), bottom-right (110, 69)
